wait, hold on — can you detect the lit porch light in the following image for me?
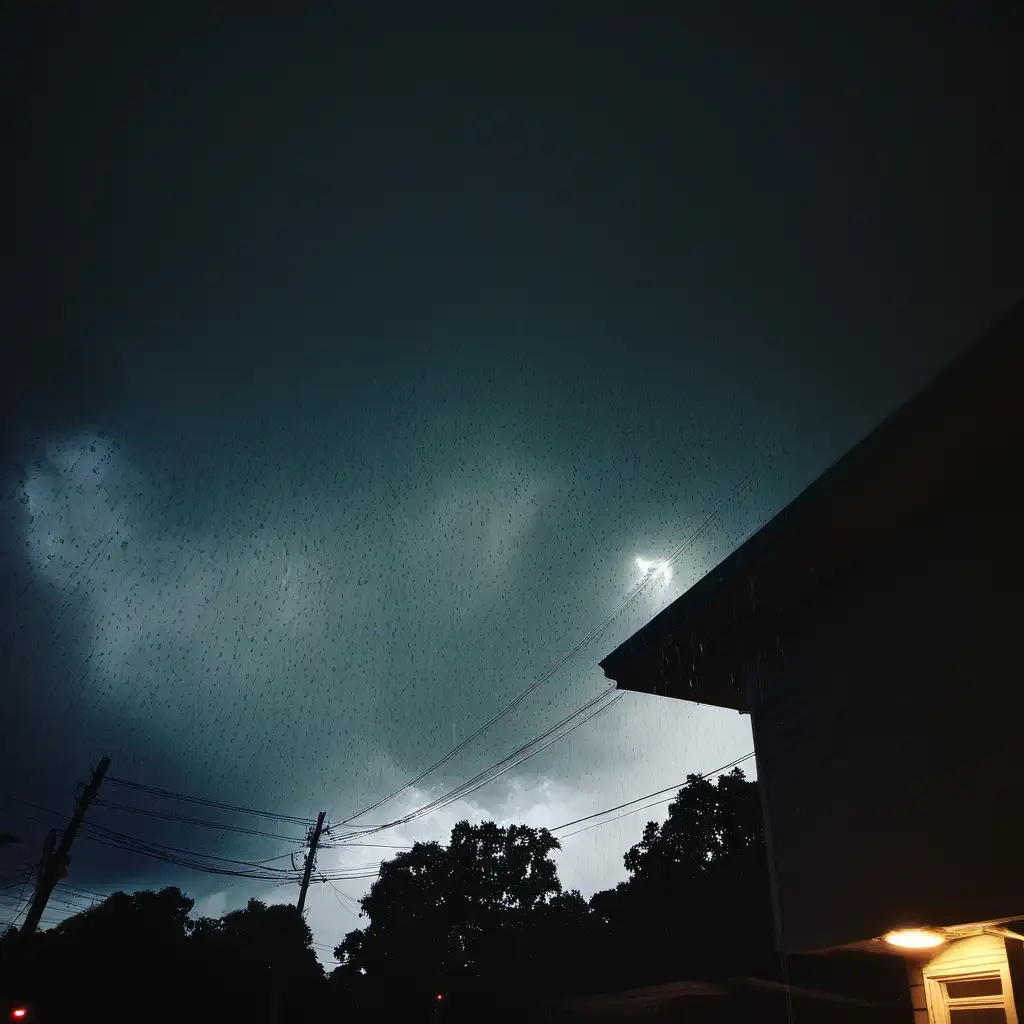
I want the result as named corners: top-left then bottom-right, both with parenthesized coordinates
top-left (884, 928), bottom-right (946, 949)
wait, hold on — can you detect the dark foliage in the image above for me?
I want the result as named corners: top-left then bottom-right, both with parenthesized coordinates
top-left (332, 819), bottom-right (594, 1002)
top-left (329, 769), bottom-right (776, 1015)
top-left (588, 767), bottom-right (776, 989)
top-left (2, 770), bottom-right (785, 1021)
top-left (0, 889), bottom-right (322, 1024)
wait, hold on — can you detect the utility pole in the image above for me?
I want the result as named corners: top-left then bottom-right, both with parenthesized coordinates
top-left (20, 757), bottom-right (110, 937)
top-left (296, 811), bottom-right (326, 916)
top-left (37, 829), bottom-right (57, 890)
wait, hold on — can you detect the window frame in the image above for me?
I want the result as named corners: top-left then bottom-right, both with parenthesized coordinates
top-left (923, 962), bottom-right (1017, 1024)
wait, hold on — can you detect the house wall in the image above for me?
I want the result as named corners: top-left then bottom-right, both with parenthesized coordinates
top-left (748, 428), bottom-right (1024, 954)
top-left (905, 932), bottom-right (1020, 1024)
top-left (905, 960), bottom-right (929, 1024)
top-left (1008, 933), bottom-right (1024, 1020)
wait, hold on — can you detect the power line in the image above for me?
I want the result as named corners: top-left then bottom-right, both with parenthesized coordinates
top-left (3, 475), bottom-right (759, 928)
top-left (4, 751), bottom-right (756, 894)
top-left (1, 868), bottom-right (34, 930)
top-left (657, 470), bottom-right (757, 580)
top-left (79, 836), bottom-right (302, 880)
top-left (326, 688), bottom-right (621, 840)
top-left (252, 850), bottom-right (304, 866)
top-left (332, 843), bottom-right (414, 850)
top-left (34, 891), bottom-right (96, 914)
top-left (392, 691), bottom-right (625, 831)
top-left (10, 475), bottom-right (756, 910)
top-left (552, 752), bottom-right (756, 836)
top-left (73, 821), bottom-right (306, 881)
top-left (317, 870), bottom-right (380, 882)
top-left (104, 777), bottom-right (315, 826)
top-left (1, 789), bottom-right (309, 886)
top-left (1, 868), bottom-right (35, 892)
top-left (558, 798), bottom-right (682, 839)
top-left (323, 878), bottom-right (363, 920)
top-left (0, 892), bottom-right (35, 904)
top-left (93, 798), bottom-right (308, 843)
top-left (55, 882), bottom-right (111, 901)
top-left (84, 820), bottom-right (301, 872)
top-left (324, 687), bottom-right (623, 844)
top-left (2, 758), bottom-right (763, 944)
top-left (320, 753), bottom-right (756, 861)
top-left (334, 472), bottom-right (756, 828)
top-left (0, 860), bottom-right (36, 874)
top-left (0, 792), bottom-right (69, 821)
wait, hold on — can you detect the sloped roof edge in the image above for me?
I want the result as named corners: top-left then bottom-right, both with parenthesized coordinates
top-left (601, 300), bottom-right (1024, 706)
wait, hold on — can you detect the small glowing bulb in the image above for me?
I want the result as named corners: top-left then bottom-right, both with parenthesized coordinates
top-left (884, 929), bottom-right (945, 949)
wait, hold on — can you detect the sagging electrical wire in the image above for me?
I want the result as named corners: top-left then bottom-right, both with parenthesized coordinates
top-left (323, 877), bottom-right (363, 920)
top-left (75, 821), bottom-right (306, 881)
top-left (333, 470), bottom-right (756, 828)
top-left (319, 752), bottom-right (758, 856)
top-left (316, 869), bottom-right (380, 883)
top-left (0, 791), bottom-right (71, 822)
top-left (104, 776), bottom-right (315, 826)
top-left (1, 790), bottom-right (308, 887)
top-left (82, 819), bottom-right (302, 872)
top-left (0, 869), bottom-right (34, 930)
top-left (324, 687), bottom-right (622, 844)
top-left (553, 752), bottom-right (756, 837)
top-left (93, 798), bottom-right (308, 843)
top-left (386, 691), bottom-right (625, 833)
top-left (324, 687), bottom-right (621, 841)
top-left (55, 882), bottom-right (111, 901)
top-left (1, 867), bottom-right (36, 892)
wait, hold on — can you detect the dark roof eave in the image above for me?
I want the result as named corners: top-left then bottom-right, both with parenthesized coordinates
top-left (600, 300), bottom-right (1024, 710)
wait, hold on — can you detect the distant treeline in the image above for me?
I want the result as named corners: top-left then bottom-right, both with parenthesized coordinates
top-left (2, 770), bottom-right (791, 1023)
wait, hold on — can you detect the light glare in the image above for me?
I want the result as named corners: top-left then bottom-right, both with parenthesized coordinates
top-left (884, 929), bottom-right (945, 949)
top-left (636, 556), bottom-right (671, 581)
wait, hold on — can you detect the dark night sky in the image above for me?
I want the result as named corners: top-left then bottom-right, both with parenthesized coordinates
top-left (4, 7), bottom-right (1021, 958)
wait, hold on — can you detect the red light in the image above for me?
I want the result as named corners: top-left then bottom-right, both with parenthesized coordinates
top-left (436, 993), bottom-right (444, 1001)
top-left (12, 1010), bottom-right (27, 1020)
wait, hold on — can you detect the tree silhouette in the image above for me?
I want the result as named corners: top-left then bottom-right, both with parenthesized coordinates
top-left (2, 887), bottom-right (195, 1024)
top-left (333, 819), bottom-right (586, 1004)
top-left (189, 898), bottom-right (322, 1023)
top-left (1, 888), bottom-right (322, 1024)
top-left (50, 884), bottom-right (195, 946)
top-left (193, 897), bottom-right (320, 978)
top-left (589, 768), bottom-right (775, 989)
top-left (623, 767), bottom-right (763, 878)
top-left (2, 774), bottom-right (778, 1020)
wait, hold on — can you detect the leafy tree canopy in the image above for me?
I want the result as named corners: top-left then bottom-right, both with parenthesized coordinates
top-left (334, 819), bottom-right (580, 994)
top-left (589, 768), bottom-right (774, 986)
top-left (2, 887), bottom-right (321, 1024)
top-left (192, 897), bottom-right (321, 979)
top-left (47, 885), bottom-right (194, 948)
top-left (623, 767), bottom-right (764, 881)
